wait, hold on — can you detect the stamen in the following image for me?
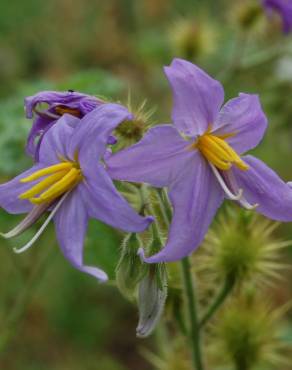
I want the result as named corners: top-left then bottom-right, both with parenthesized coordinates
top-left (13, 192), bottom-right (70, 254)
top-left (201, 147), bottom-right (231, 170)
top-left (21, 163), bottom-right (73, 183)
top-left (223, 169), bottom-right (259, 210)
top-left (196, 132), bottom-right (249, 171)
top-left (19, 171), bottom-right (67, 199)
top-left (1, 203), bottom-right (49, 239)
top-left (238, 197), bottom-right (259, 210)
top-left (54, 105), bottom-right (82, 118)
top-left (209, 163), bottom-right (243, 200)
top-left (31, 167), bottom-right (81, 204)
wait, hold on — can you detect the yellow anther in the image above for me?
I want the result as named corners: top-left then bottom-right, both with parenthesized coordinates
top-left (21, 162), bottom-right (73, 183)
top-left (19, 171), bottom-right (67, 200)
top-left (195, 132), bottom-right (249, 171)
top-left (54, 105), bottom-right (82, 118)
top-left (200, 146), bottom-right (231, 170)
top-left (32, 167), bottom-right (81, 204)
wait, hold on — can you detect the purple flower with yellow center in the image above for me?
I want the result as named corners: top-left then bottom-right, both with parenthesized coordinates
top-left (263, 0), bottom-right (292, 33)
top-left (106, 58), bottom-right (292, 263)
top-left (25, 90), bottom-right (104, 160)
top-left (0, 103), bottom-right (153, 281)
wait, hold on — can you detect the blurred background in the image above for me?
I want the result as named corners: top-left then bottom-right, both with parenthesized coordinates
top-left (0, 0), bottom-right (292, 369)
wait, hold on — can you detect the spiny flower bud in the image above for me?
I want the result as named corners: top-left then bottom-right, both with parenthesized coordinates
top-left (198, 207), bottom-right (290, 287)
top-left (169, 18), bottom-right (216, 60)
top-left (116, 233), bottom-right (147, 299)
top-left (209, 290), bottom-right (290, 369)
top-left (136, 263), bottom-right (167, 338)
top-left (114, 99), bottom-right (154, 150)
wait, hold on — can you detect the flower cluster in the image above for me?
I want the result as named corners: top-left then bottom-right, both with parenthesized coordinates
top-left (1, 58), bottom-right (292, 285)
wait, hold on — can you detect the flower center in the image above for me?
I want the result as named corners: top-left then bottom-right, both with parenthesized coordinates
top-left (19, 161), bottom-right (83, 205)
top-left (194, 132), bottom-right (249, 171)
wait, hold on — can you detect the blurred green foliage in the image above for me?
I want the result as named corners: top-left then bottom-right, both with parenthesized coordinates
top-left (0, 0), bottom-right (292, 369)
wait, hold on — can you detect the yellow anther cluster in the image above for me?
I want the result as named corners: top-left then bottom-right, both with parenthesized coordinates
top-left (54, 105), bottom-right (82, 118)
top-left (195, 133), bottom-right (249, 171)
top-left (19, 162), bottom-right (82, 205)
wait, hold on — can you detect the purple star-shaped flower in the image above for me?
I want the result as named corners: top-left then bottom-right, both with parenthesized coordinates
top-left (263, 0), bottom-right (292, 33)
top-left (106, 58), bottom-right (292, 263)
top-left (0, 103), bottom-right (152, 281)
top-left (25, 90), bottom-right (104, 160)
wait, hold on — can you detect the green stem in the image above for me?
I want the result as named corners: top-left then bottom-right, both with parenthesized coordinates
top-left (155, 189), bottom-right (170, 227)
top-left (181, 257), bottom-right (204, 370)
top-left (199, 278), bottom-right (234, 328)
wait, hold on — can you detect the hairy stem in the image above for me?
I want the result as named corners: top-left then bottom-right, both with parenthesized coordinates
top-left (181, 257), bottom-right (204, 370)
top-left (199, 278), bottom-right (235, 328)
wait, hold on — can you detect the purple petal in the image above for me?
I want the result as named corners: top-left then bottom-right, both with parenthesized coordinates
top-left (107, 125), bottom-right (194, 187)
top-left (164, 58), bottom-right (224, 136)
top-left (38, 114), bottom-right (78, 165)
top-left (142, 153), bottom-right (224, 263)
top-left (25, 90), bottom-right (102, 119)
top-left (54, 189), bottom-right (108, 282)
top-left (79, 165), bottom-right (153, 233)
top-left (233, 155), bottom-right (292, 221)
top-left (0, 164), bottom-right (43, 214)
top-left (26, 115), bottom-right (54, 157)
top-left (71, 103), bottom-right (133, 173)
top-left (263, 0), bottom-right (292, 33)
top-left (213, 93), bottom-right (268, 154)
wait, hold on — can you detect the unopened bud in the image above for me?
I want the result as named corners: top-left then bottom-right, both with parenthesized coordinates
top-left (136, 264), bottom-right (167, 338)
top-left (116, 233), bottom-right (147, 299)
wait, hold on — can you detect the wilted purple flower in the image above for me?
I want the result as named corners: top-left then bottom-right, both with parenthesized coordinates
top-left (263, 0), bottom-right (292, 33)
top-left (107, 58), bottom-right (292, 263)
top-left (25, 90), bottom-right (105, 160)
top-left (0, 104), bottom-right (152, 281)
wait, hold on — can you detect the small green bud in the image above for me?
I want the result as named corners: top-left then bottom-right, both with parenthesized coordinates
top-left (136, 264), bottom-right (167, 338)
top-left (116, 233), bottom-right (147, 299)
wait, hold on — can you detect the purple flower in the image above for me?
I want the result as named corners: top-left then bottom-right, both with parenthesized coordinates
top-left (25, 90), bottom-right (104, 160)
top-left (106, 58), bottom-right (292, 263)
top-left (263, 0), bottom-right (292, 33)
top-left (0, 103), bottom-right (153, 281)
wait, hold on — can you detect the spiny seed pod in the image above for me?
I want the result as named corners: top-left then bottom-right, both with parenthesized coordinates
top-left (197, 207), bottom-right (290, 287)
top-left (116, 233), bottom-right (147, 299)
top-left (209, 290), bottom-right (290, 370)
top-left (114, 99), bottom-right (154, 150)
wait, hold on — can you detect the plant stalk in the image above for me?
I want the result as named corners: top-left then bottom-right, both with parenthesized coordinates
top-left (181, 257), bottom-right (204, 370)
top-left (199, 278), bottom-right (235, 328)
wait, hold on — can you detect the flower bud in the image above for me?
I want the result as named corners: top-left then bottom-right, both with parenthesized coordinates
top-left (136, 263), bottom-right (167, 338)
top-left (116, 233), bottom-right (147, 299)
top-left (114, 100), bottom-right (154, 149)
